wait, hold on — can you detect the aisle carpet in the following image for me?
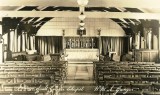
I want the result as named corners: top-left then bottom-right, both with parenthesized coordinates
top-left (59, 64), bottom-right (99, 95)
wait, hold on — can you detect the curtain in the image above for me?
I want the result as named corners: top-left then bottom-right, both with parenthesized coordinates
top-left (5, 30), bottom-right (36, 52)
top-left (101, 37), bottom-right (128, 56)
top-left (3, 30), bottom-right (36, 61)
top-left (153, 35), bottom-right (158, 49)
top-left (36, 36), bottom-right (62, 55)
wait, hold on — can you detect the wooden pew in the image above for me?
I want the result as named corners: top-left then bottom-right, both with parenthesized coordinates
top-left (0, 61), bottom-right (68, 95)
top-left (94, 61), bottom-right (160, 95)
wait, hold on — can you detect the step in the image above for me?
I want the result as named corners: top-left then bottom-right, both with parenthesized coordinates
top-left (64, 80), bottom-right (95, 86)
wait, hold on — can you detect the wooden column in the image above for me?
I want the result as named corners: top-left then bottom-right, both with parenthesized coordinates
top-left (62, 29), bottom-right (65, 60)
top-left (0, 18), bottom-right (3, 63)
top-left (159, 26), bottom-right (160, 59)
top-left (98, 29), bottom-right (101, 61)
top-left (62, 29), bottom-right (65, 50)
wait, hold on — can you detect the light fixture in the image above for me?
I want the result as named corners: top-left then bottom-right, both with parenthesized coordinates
top-left (79, 6), bottom-right (85, 12)
top-left (77, 0), bottom-right (89, 6)
top-left (80, 27), bottom-right (85, 30)
top-left (79, 21), bottom-right (85, 26)
top-left (78, 12), bottom-right (86, 20)
top-left (77, 0), bottom-right (89, 36)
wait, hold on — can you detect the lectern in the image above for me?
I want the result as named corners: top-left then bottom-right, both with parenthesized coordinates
top-left (50, 53), bottom-right (61, 62)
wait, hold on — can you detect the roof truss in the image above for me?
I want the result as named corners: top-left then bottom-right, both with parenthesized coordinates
top-left (1, 11), bottom-right (160, 19)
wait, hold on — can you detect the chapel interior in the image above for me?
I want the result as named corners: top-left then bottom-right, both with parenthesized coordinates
top-left (0, 0), bottom-right (160, 95)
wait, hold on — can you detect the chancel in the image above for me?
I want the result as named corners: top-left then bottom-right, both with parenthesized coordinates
top-left (1, 0), bottom-right (160, 95)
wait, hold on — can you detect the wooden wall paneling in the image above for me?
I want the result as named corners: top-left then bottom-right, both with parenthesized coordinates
top-left (135, 50), bottom-right (141, 61)
top-left (134, 49), bottom-right (158, 62)
top-left (150, 52), bottom-right (158, 62)
top-left (142, 52), bottom-right (150, 62)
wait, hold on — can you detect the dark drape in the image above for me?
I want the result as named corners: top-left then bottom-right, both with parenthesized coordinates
top-left (101, 37), bottom-right (128, 56)
top-left (36, 36), bottom-right (62, 55)
top-left (5, 30), bottom-right (35, 52)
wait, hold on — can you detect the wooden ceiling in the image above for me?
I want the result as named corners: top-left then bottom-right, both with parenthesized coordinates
top-left (0, 0), bottom-right (160, 9)
top-left (0, 0), bottom-right (160, 18)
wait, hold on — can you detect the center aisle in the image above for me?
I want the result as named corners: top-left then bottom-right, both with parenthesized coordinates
top-left (74, 65), bottom-right (89, 80)
top-left (59, 62), bottom-right (99, 95)
top-left (67, 63), bottom-right (93, 80)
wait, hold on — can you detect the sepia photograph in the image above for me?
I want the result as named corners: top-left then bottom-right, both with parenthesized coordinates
top-left (0, 0), bottom-right (160, 95)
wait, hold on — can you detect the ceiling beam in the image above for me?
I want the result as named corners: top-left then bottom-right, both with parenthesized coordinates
top-left (1, 11), bottom-right (160, 19)
top-left (0, 0), bottom-right (160, 8)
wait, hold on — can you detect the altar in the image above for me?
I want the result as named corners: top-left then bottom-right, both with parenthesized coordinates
top-left (64, 49), bottom-right (99, 62)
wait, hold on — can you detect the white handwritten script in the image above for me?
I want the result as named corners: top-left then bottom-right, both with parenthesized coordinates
top-left (17, 84), bottom-right (129, 94)
top-left (94, 85), bottom-right (129, 95)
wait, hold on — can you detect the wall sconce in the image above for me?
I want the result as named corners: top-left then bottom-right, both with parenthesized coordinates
top-left (97, 28), bottom-right (101, 36)
top-left (62, 29), bottom-right (65, 36)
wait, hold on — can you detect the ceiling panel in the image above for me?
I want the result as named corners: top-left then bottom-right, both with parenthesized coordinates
top-left (0, 0), bottom-right (160, 8)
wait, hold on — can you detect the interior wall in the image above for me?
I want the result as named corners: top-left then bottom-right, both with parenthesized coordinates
top-left (36, 18), bottom-right (126, 37)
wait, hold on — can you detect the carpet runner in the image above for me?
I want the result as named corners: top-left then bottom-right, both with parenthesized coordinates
top-left (74, 65), bottom-right (89, 80)
top-left (59, 63), bottom-right (99, 95)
